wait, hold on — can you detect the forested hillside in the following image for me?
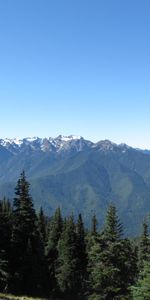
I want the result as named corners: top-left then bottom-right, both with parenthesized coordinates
top-left (0, 137), bottom-right (150, 235)
top-left (0, 172), bottom-right (150, 299)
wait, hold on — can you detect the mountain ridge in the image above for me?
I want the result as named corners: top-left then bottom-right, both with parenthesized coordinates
top-left (0, 135), bottom-right (150, 236)
top-left (0, 135), bottom-right (138, 154)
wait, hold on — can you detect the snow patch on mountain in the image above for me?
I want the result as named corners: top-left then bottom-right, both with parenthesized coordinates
top-left (0, 138), bottom-right (23, 147)
top-left (57, 135), bottom-right (82, 141)
top-left (0, 135), bottom-right (143, 156)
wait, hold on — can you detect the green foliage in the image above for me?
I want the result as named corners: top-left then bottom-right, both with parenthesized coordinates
top-left (132, 261), bottom-right (150, 299)
top-left (1, 145), bottom-right (150, 236)
top-left (56, 215), bottom-right (79, 299)
top-left (0, 173), bottom-right (149, 299)
top-left (11, 171), bottom-right (47, 296)
top-left (91, 214), bottom-right (98, 236)
top-left (46, 207), bottom-right (63, 254)
top-left (104, 204), bottom-right (123, 242)
top-left (46, 207), bottom-right (63, 295)
top-left (139, 221), bottom-right (150, 268)
top-left (76, 214), bottom-right (88, 295)
top-left (38, 207), bottom-right (47, 245)
top-left (88, 206), bottom-right (138, 299)
top-left (0, 198), bottom-right (12, 291)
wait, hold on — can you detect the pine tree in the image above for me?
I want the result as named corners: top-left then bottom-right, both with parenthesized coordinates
top-left (0, 199), bottom-right (12, 292)
top-left (88, 204), bottom-right (137, 299)
top-left (76, 213), bottom-right (87, 296)
top-left (91, 214), bottom-right (98, 236)
top-left (88, 233), bottom-right (106, 298)
top-left (139, 221), bottom-right (150, 268)
top-left (11, 171), bottom-right (47, 296)
top-left (56, 215), bottom-right (79, 299)
top-left (46, 207), bottom-right (63, 295)
top-left (104, 204), bottom-right (123, 242)
top-left (38, 207), bottom-right (47, 245)
top-left (132, 261), bottom-right (150, 299)
top-left (46, 207), bottom-right (63, 254)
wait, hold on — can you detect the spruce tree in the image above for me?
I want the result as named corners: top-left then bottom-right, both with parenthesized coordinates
top-left (91, 214), bottom-right (98, 236)
top-left (0, 199), bottom-right (12, 292)
top-left (46, 207), bottom-right (63, 255)
top-left (88, 234), bottom-right (106, 298)
top-left (46, 207), bottom-right (63, 295)
top-left (88, 204), bottom-right (137, 299)
top-left (76, 213), bottom-right (87, 296)
top-left (139, 221), bottom-right (150, 268)
top-left (56, 215), bottom-right (78, 299)
top-left (11, 171), bottom-right (47, 296)
top-left (104, 204), bottom-right (123, 242)
top-left (38, 207), bottom-right (47, 245)
top-left (132, 261), bottom-right (150, 299)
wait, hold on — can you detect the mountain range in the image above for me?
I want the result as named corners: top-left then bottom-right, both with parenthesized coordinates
top-left (0, 135), bottom-right (150, 236)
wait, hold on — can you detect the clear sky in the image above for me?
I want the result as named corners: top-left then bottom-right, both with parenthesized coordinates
top-left (0, 0), bottom-right (150, 149)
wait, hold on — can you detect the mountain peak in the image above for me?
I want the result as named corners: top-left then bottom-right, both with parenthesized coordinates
top-left (0, 135), bottom-right (87, 154)
top-left (0, 136), bottom-right (147, 155)
top-left (94, 139), bottom-right (117, 151)
top-left (56, 135), bottom-right (82, 141)
top-left (1, 137), bottom-right (23, 147)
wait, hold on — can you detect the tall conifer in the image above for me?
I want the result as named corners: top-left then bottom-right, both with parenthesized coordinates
top-left (76, 214), bottom-right (87, 296)
top-left (56, 215), bottom-right (78, 299)
top-left (11, 171), bottom-right (46, 296)
top-left (46, 207), bottom-right (63, 295)
top-left (0, 199), bottom-right (12, 292)
top-left (139, 221), bottom-right (150, 268)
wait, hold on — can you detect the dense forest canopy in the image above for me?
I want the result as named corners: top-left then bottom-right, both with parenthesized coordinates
top-left (0, 172), bottom-right (150, 299)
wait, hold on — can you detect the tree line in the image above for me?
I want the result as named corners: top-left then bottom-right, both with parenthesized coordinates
top-left (0, 171), bottom-right (150, 299)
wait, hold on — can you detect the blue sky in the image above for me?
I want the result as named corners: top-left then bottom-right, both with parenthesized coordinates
top-left (0, 0), bottom-right (150, 148)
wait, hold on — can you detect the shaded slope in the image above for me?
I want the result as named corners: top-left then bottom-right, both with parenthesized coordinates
top-left (0, 138), bottom-right (150, 235)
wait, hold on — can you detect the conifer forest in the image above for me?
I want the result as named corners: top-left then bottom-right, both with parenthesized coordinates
top-left (0, 172), bottom-right (150, 300)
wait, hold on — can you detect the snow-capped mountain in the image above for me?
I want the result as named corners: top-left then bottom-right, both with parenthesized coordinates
top-left (0, 135), bottom-right (134, 155)
top-left (93, 140), bottom-right (132, 153)
top-left (0, 135), bottom-right (150, 236)
top-left (0, 135), bottom-right (93, 154)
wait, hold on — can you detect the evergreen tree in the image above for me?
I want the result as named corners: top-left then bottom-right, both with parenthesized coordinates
top-left (88, 205), bottom-right (137, 299)
top-left (46, 207), bottom-right (63, 254)
top-left (11, 171), bottom-right (47, 296)
top-left (88, 234), bottom-right (106, 298)
top-left (0, 199), bottom-right (12, 292)
top-left (91, 214), bottom-right (98, 236)
top-left (132, 261), bottom-right (150, 299)
top-left (56, 215), bottom-right (78, 299)
top-left (0, 174), bottom-right (146, 299)
top-left (139, 221), bottom-right (150, 268)
top-left (46, 207), bottom-right (63, 295)
top-left (76, 213), bottom-right (87, 296)
top-left (104, 204), bottom-right (123, 242)
top-left (38, 207), bottom-right (47, 245)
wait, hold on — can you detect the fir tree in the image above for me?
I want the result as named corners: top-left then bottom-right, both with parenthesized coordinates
top-left (132, 261), bottom-right (150, 299)
top-left (46, 207), bottom-right (63, 254)
top-left (88, 205), bottom-right (137, 299)
top-left (88, 234), bottom-right (106, 298)
top-left (139, 221), bottom-right (150, 268)
top-left (76, 213), bottom-right (87, 297)
top-left (104, 204), bottom-right (123, 242)
top-left (46, 207), bottom-right (63, 295)
top-left (91, 214), bottom-right (98, 236)
top-left (11, 171), bottom-right (47, 296)
top-left (38, 207), bottom-right (47, 245)
top-left (56, 215), bottom-right (79, 299)
top-left (0, 199), bottom-right (12, 292)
